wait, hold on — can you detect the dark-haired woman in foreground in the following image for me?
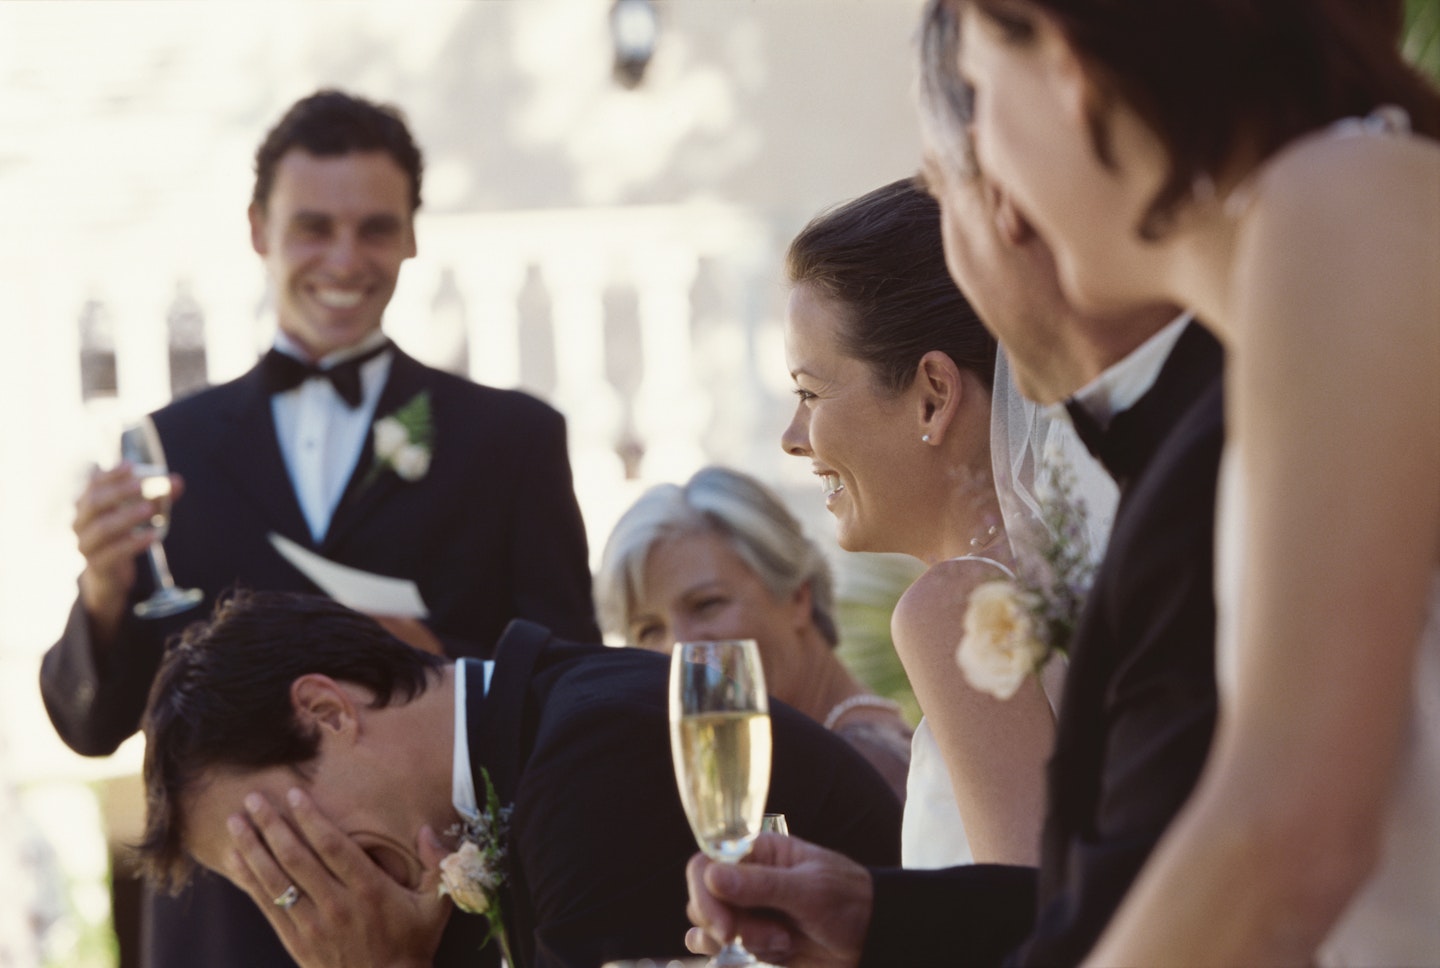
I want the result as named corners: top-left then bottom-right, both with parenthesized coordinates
top-left (950, 1), bottom-right (1440, 962)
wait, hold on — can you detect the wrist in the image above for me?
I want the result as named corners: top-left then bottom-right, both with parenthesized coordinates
top-left (79, 574), bottom-right (127, 651)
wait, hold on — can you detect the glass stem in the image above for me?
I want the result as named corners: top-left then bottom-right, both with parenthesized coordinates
top-left (148, 541), bottom-right (178, 590)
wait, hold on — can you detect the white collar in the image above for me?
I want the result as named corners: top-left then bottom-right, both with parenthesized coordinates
top-left (451, 659), bottom-right (495, 823)
top-left (272, 328), bottom-right (391, 368)
top-left (1068, 312), bottom-right (1193, 429)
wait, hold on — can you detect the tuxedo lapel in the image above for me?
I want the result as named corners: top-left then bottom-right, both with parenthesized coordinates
top-left (466, 621), bottom-right (555, 968)
top-left (320, 349), bottom-right (431, 553)
top-left (470, 620), bottom-right (554, 805)
top-left (210, 363), bottom-right (313, 546)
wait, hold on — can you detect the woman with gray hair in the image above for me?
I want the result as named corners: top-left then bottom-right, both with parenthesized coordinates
top-left (597, 465), bottom-right (913, 803)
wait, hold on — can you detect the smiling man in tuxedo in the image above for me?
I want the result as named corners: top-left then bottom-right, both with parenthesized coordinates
top-left (41, 90), bottom-right (599, 968)
top-left (684, 2), bottom-right (1226, 964)
top-left (137, 591), bottom-right (902, 968)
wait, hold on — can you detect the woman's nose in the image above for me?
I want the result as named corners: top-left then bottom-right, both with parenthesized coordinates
top-left (780, 406), bottom-right (811, 457)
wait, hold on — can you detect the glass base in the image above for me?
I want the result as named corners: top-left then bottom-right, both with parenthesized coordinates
top-left (709, 943), bottom-right (760, 967)
top-left (134, 586), bottom-right (204, 619)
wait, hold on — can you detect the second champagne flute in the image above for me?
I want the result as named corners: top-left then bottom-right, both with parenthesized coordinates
top-left (669, 639), bottom-right (772, 967)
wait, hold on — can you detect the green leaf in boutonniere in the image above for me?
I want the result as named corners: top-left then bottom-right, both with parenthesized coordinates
top-left (363, 390), bottom-right (434, 488)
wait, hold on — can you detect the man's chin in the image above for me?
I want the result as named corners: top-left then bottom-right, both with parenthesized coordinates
top-left (1007, 360), bottom-right (1067, 407)
top-left (280, 317), bottom-right (384, 358)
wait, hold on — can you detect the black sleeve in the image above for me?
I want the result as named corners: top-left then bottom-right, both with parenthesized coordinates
top-left (513, 700), bottom-right (700, 968)
top-left (39, 586), bottom-right (178, 756)
top-left (765, 700), bottom-right (902, 868)
top-left (503, 406), bottom-right (600, 644)
top-left (862, 865), bottom-right (1038, 968)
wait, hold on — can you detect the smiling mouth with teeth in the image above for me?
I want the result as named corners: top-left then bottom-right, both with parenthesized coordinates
top-left (314, 288), bottom-right (364, 309)
top-left (818, 473), bottom-right (844, 498)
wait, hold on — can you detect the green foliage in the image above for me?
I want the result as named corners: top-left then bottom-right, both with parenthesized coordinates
top-left (1406, 0), bottom-right (1440, 80)
top-left (834, 553), bottom-right (924, 725)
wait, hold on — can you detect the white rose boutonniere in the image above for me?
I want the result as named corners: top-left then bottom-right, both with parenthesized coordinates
top-left (958, 458), bottom-right (1098, 700)
top-left (364, 391), bottom-right (434, 487)
top-left (439, 768), bottom-right (513, 966)
top-left (438, 841), bottom-right (498, 914)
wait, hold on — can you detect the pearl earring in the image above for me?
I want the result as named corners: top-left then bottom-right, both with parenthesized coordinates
top-left (921, 434), bottom-right (931, 444)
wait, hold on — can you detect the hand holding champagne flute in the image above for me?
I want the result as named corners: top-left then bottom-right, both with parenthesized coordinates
top-left (120, 417), bottom-right (202, 619)
top-left (669, 640), bottom-right (773, 967)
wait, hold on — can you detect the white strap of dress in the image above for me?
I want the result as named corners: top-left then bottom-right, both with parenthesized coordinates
top-left (949, 554), bottom-right (1017, 580)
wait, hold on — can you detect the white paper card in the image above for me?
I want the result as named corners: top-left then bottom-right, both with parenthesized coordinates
top-left (267, 532), bottom-right (429, 618)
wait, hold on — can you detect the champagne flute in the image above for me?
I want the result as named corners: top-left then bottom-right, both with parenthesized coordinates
top-left (669, 640), bottom-right (772, 968)
top-left (121, 417), bottom-right (203, 619)
top-left (759, 814), bottom-right (788, 836)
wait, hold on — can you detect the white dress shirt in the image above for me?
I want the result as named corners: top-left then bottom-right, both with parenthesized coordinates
top-left (452, 659), bottom-right (496, 822)
top-left (269, 329), bottom-right (394, 542)
top-left (1064, 312), bottom-right (1193, 429)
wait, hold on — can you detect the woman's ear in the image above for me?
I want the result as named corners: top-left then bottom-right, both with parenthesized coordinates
top-left (914, 350), bottom-right (965, 445)
top-left (290, 674), bottom-right (361, 741)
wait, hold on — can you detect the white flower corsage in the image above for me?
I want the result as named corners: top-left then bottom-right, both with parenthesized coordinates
top-left (958, 458), bottom-right (1097, 700)
top-left (958, 581), bottom-right (1049, 701)
top-left (365, 390), bottom-right (434, 486)
top-left (439, 768), bottom-right (513, 965)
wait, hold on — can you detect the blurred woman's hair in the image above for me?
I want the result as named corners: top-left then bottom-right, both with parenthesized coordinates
top-left (596, 465), bottom-right (838, 647)
top-left (960, 0), bottom-right (1440, 239)
top-left (786, 176), bottom-right (996, 394)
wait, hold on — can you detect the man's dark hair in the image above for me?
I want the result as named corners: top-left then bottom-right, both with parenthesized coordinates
top-left (786, 177), bottom-right (996, 395)
top-left (137, 589), bottom-right (446, 892)
top-left (251, 89), bottom-right (425, 212)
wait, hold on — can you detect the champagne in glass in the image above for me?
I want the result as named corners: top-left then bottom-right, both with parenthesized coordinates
top-left (131, 464), bottom-right (174, 535)
top-left (669, 639), bottom-right (772, 967)
top-left (121, 418), bottom-right (203, 619)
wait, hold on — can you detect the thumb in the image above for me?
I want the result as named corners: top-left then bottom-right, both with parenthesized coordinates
top-left (417, 825), bottom-right (449, 893)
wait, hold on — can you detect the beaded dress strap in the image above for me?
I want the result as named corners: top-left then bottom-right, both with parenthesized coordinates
top-left (1224, 105), bottom-right (1411, 218)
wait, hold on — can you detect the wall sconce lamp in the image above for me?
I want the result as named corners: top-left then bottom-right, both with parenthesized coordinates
top-left (610, 0), bottom-right (659, 89)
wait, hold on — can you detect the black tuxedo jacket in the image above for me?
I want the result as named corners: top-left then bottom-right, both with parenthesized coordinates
top-left (466, 622), bottom-right (903, 968)
top-left (40, 346), bottom-right (599, 968)
top-left (863, 323), bottom-right (1226, 967)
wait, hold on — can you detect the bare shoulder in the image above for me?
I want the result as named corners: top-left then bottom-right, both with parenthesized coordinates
top-left (1235, 131), bottom-right (1440, 349)
top-left (893, 558), bottom-right (1010, 642)
top-left (1247, 130), bottom-right (1440, 253)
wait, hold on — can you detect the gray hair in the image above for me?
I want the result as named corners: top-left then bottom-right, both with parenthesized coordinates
top-left (595, 466), bottom-right (839, 647)
top-left (918, 0), bottom-right (977, 177)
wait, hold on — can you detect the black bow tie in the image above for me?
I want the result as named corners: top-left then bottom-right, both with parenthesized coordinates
top-left (260, 341), bottom-right (391, 408)
top-left (1064, 398), bottom-right (1106, 461)
top-left (1065, 397), bottom-right (1146, 484)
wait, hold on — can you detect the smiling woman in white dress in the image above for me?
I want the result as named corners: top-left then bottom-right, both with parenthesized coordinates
top-left (780, 177), bottom-right (1067, 867)
top-left (946, 0), bottom-right (1440, 962)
